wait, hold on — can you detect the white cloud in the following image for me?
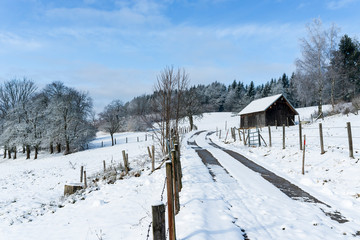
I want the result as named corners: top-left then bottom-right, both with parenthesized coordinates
top-left (327, 0), bottom-right (358, 9)
top-left (44, 1), bottom-right (169, 29)
top-left (0, 32), bottom-right (42, 51)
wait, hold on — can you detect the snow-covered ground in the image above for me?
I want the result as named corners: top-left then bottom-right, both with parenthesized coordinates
top-left (0, 107), bottom-right (359, 239)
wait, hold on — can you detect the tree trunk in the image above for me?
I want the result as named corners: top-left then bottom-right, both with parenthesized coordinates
top-left (13, 147), bottom-right (16, 159)
top-left (50, 143), bottom-right (54, 154)
top-left (26, 145), bottom-right (31, 159)
top-left (188, 115), bottom-right (194, 131)
top-left (331, 77), bottom-right (335, 110)
top-left (111, 133), bottom-right (114, 146)
top-left (65, 141), bottom-right (70, 155)
top-left (22, 145), bottom-right (25, 154)
top-left (3, 147), bottom-right (7, 159)
top-left (34, 146), bottom-right (38, 159)
top-left (56, 143), bottom-right (61, 153)
top-left (8, 150), bottom-right (11, 159)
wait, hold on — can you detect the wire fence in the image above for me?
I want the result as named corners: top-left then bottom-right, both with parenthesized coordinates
top-left (223, 122), bottom-right (360, 158)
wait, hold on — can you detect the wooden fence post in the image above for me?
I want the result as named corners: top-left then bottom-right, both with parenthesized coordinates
top-left (122, 150), bottom-right (128, 174)
top-left (101, 141), bottom-right (103, 147)
top-left (166, 162), bottom-right (176, 240)
top-left (145, 134), bottom-right (147, 141)
top-left (80, 166), bottom-right (84, 182)
top-left (257, 129), bottom-right (261, 146)
top-left (152, 145), bottom-right (155, 172)
top-left (347, 122), bottom-right (354, 158)
top-left (216, 127), bottom-right (218, 136)
top-left (299, 116), bottom-right (302, 150)
top-left (152, 203), bottom-right (166, 240)
top-left (126, 137), bottom-right (128, 143)
top-left (174, 144), bottom-right (182, 191)
top-left (171, 150), bottom-right (180, 214)
top-left (147, 146), bottom-right (152, 159)
top-left (282, 124), bottom-right (285, 149)
top-left (103, 160), bottom-right (106, 172)
top-left (219, 130), bottom-right (221, 139)
top-left (319, 123), bottom-right (325, 154)
top-left (243, 129), bottom-right (246, 146)
top-left (84, 170), bottom-right (87, 188)
top-left (268, 126), bottom-right (272, 147)
top-left (302, 135), bottom-right (306, 175)
top-left (238, 128), bottom-right (242, 141)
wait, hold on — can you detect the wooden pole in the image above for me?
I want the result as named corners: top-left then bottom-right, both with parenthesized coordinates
top-left (347, 122), bottom-right (354, 158)
top-left (287, 117), bottom-right (289, 127)
top-left (257, 129), bottom-right (261, 146)
top-left (101, 141), bottom-right (103, 147)
top-left (238, 128), bottom-right (242, 141)
top-left (152, 203), bottom-right (166, 240)
top-left (166, 162), bottom-right (176, 240)
top-left (84, 171), bottom-right (87, 188)
top-left (268, 126), bottom-right (272, 147)
top-left (243, 129), bottom-right (246, 146)
top-left (174, 144), bottom-right (182, 191)
top-left (219, 130), bottom-right (221, 139)
top-left (151, 145), bottom-right (155, 172)
top-left (282, 124), bottom-right (285, 149)
top-left (319, 123), bottom-right (325, 154)
top-left (171, 150), bottom-right (180, 214)
top-left (115, 138), bottom-right (117, 145)
top-left (80, 166), bottom-right (84, 183)
top-left (275, 120), bottom-right (278, 129)
top-left (145, 134), bottom-right (147, 141)
top-left (122, 150), bottom-right (128, 174)
top-left (126, 137), bottom-right (128, 143)
top-left (299, 116), bottom-right (302, 150)
top-left (302, 135), bottom-right (306, 175)
top-left (103, 160), bottom-right (106, 172)
top-left (216, 127), bottom-right (218, 136)
top-left (147, 146), bottom-right (152, 159)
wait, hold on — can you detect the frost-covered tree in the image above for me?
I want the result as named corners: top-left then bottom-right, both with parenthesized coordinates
top-left (43, 82), bottom-right (95, 154)
top-left (99, 100), bottom-right (125, 146)
top-left (0, 78), bottom-right (37, 158)
top-left (296, 18), bottom-right (339, 117)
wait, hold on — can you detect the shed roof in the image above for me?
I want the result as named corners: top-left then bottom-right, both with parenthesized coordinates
top-left (239, 94), bottom-right (297, 115)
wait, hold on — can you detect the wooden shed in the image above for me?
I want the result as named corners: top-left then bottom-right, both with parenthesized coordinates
top-left (239, 94), bottom-right (298, 129)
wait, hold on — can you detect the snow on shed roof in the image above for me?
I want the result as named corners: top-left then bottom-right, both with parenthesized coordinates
top-left (239, 94), bottom-right (283, 115)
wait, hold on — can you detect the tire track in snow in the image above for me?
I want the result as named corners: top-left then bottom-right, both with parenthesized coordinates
top-left (202, 131), bottom-right (349, 224)
top-left (187, 131), bottom-right (270, 240)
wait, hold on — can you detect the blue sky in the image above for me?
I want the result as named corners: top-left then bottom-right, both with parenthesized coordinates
top-left (0, 0), bottom-right (359, 112)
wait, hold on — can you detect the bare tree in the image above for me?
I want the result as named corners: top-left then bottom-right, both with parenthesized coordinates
top-left (99, 100), bottom-right (125, 146)
top-left (153, 66), bottom-right (189, 154)
top-left (183, 87), bottom-right (202, 131)
top-left (296, 18), bottom-right (336, 118)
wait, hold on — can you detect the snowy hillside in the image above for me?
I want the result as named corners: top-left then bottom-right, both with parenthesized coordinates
top-left (0, 107), bottom-right (359, 239)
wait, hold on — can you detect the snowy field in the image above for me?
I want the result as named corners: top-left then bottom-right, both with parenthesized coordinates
top-left (0, 107), bottom-right (359, 239)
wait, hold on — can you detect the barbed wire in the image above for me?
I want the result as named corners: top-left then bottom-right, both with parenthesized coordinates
top-left (145, 176), bottom-right (167, 240)
top-left (145, 222), bottom-right (153, 240)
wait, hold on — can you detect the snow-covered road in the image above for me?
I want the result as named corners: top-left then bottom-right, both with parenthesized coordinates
top-left (180, 130), bottom-right (359, 240)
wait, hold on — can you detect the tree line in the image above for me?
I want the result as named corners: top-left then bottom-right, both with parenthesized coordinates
top-left (0, 80), bottom-right (96, 159)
